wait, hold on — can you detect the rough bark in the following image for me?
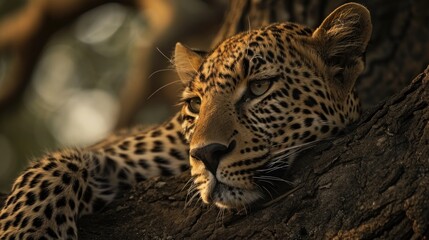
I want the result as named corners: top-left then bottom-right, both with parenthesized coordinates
top-left (2, 66), bottom-right (426, 239)
top-left (79, 66), bottom-right (429, 239)
top-left (82, 66), bottom-right (429, 239)
top-left (1, 1), bottom-right (428, 239)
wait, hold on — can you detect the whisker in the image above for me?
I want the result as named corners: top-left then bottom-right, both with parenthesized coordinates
top-left (269, 149), bottom-right (299, 164)
top-left (257, 184), bottom-right (274, 200)
top-left (195, 197), bottom-right (203, 208)
top-left (259, 164), bottom-right (289, 173)
top-left (260, 185), bottom-right (302, 209)
top-left (181, 177), bottom-right (195, 192)
top-left (254, 179), bottom-right (276, 187)
top-left (187, 185), bottom-right (198, 195)
top-left (147, 80), bottom-right (182, 100)
top-left (147, 68), bottom-right (175, 81)
top-left (254, 176), bottom-right (294, 185)
top-left (156, 47), bottom-right (174, 64)
top-left (185, 190), bottom-right (200, 209)
top-left (240, 202), bottom-right (248, 215)
top-left (185, 181), bottom-right (201, 208)
top-left (270, 138), bottom-right (332, 164)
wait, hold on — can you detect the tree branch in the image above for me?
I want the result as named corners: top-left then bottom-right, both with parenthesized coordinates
top-left (40, 66), bottom-right (428, 239)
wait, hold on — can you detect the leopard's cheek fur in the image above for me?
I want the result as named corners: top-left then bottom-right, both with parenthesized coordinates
top-left (191, 156), bottom-right (263, 209)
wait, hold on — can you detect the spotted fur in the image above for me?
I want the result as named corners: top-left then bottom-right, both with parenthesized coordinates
top-left (0, 3), bottom-right (371, 239)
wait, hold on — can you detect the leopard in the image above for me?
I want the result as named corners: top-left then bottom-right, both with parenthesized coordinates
top-left (0, 3), bottom-right (371, 239)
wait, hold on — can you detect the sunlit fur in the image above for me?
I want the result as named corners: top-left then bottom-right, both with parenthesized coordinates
top-left (177, 3), bottom-right (371, 209)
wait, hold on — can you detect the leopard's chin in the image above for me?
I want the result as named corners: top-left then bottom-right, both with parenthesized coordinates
top-left (200, 180), bottom-right (262, 209)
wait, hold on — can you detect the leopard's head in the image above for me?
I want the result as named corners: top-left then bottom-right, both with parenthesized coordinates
top-left (175, 3), bottom-right (372, 209)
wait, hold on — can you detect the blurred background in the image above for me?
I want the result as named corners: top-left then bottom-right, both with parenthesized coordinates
top-left (0, 0), bottom-right (226, 191)
top-left (0, 0), bottom-right (428, 192)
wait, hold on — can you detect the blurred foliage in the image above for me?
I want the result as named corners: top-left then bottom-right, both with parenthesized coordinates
top-left (0, 1), bottom-right (223, 191)
top-left (0, 3), bottom-right (142, 191)
top-left (0, 0), bottom-right (26, 20)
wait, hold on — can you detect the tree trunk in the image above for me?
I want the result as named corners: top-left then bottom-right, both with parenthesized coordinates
top-left (3, 66), bottom-right (425, 239)
top-left (1, 1), bottom-right (428, 239)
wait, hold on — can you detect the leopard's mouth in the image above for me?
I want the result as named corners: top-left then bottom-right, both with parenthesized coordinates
top-left (199, 177), bottom-right (263, 209)
top-left (192, 151), bottom-right (292, 209)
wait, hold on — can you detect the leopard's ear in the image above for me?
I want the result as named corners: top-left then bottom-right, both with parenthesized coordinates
top-left (174, 43), bottom-right (205, 84)
top-left (312, 3), bottom-right (372, 102)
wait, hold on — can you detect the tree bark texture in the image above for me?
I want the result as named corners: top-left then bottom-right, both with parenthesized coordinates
top-left (82, 66), bottom-right (429, 239)
top-left (79, 66), bottom-right (429, 239)
top-left (1, 0), bottom-right (428, 239)
top-left (2, 66), bottom-right (426, 239)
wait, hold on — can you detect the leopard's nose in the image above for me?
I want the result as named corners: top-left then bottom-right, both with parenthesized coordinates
top-left (190, 141), bottom-right (236, 175)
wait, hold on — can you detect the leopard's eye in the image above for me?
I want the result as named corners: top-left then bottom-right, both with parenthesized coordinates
top-left (187, 97), bottom-right (201, 114)
top-left (249, 79), bottom-right (272, 96)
